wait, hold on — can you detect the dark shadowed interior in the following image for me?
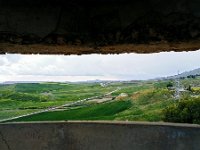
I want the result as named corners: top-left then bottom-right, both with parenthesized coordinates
top-left (1, 0), bottom-right (200, 54)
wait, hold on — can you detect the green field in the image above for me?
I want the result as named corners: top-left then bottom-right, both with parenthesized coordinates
top-left (1, 77), bottom-right (200, 123)
top-left (0, 82), bottom-right (118, 120)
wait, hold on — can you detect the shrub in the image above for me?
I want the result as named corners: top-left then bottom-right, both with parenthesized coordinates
top-left (166, 82), bottom-right (173, 89)
top-left (163, 98), bottom-right (200, 124)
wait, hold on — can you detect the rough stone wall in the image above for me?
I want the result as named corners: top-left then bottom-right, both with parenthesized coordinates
top-left (0, 0), bottom-right (200, 45)
top-left (1, 0), bottom-right (200, 54)
top-left (0, 121), bottom-right (200, 150)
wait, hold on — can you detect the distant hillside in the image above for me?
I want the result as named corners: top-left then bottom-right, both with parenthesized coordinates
top-left (1, 81), bottom-right (45, 85)
top-left (168, 68), bottom-right (200, 79)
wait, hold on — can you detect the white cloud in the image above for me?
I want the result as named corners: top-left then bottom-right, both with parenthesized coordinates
top-left (0, 50), bottom-right (200, 82)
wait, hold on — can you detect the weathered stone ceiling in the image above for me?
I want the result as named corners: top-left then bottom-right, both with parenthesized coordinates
top-left (0, 0), bottom-right (200, 54)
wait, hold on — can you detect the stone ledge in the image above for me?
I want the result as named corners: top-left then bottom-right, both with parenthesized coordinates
top-left (2, 121), bottom-right (200, 128)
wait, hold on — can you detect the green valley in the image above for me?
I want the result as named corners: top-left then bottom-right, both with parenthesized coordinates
top-left (1, 76), bottom-right (200, 124)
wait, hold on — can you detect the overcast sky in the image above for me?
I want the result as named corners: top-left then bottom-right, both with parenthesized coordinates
top-left (0, 50), bottom-right (200, 82)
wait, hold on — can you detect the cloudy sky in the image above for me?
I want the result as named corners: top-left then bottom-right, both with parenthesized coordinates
top-left (0, 50), bottom-right (200, 82)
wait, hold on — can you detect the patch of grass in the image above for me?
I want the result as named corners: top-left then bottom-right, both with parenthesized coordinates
top-left (0, 109), bottom-right (40, 120)
top-left (115, 88), bottom-right (175, 121)
top-left (111, 84), bottom-right (151, 96)
top-left (0, 82), bottom-right (118, 120)
top-left (12, 100), bottom-right (132, 121)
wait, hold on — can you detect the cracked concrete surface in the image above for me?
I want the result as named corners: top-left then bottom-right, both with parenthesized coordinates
top-left (0, 121), bottom-right (200, 150)
top-left (0, 131), bottom-right (10, 150)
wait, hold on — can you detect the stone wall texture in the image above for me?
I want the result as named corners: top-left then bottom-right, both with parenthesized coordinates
top-left (1, 0), bottom-right (200, 54)
top-left (0, 0), bottom-right (200, 44)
